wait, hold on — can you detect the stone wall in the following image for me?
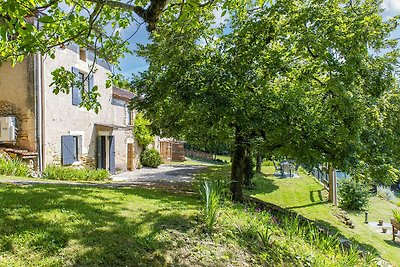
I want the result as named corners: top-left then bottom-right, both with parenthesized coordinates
top-left (0, 58), bottom-right (37, 151)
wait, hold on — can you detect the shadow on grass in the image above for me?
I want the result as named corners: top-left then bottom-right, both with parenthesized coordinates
top-left (0, 184), bottom-right (198, 265)
top-left (309, 189), bottom-right (323, 202)
top-left (246, 173), bottom-right (279, 195)
top-left (285, 200), bottom-right (329, 210)
top-left (384, 239), bottom-right (400, 248)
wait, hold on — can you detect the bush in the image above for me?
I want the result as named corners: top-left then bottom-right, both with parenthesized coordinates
top-left (134, 113), bottom-right (154, 147)
top-left (376, 185), bottom-right (396, 202)
top-left (42, 165), bottom-right (109, 181)
top-left (0, 157), bottom-right (31, 177)
top-left (262, 160), bottom-right (274, 166)
top-left (140, 149), bottom-right (163, 168)
top-left (243, 155), bottom-right (255, 187)
top-left (338, 179), bottom-right (370, 210)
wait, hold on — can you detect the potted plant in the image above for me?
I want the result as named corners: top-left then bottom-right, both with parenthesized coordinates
top-left (378, 219), bottom-right (384, 226)
top-left (382, 227), bottom-right (387, 233)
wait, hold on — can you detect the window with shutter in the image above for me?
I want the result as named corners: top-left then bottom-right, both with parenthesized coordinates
top-left (71, 67), bottom-right (82, 106)
top-left (88, 73), bottom-right (94, 92)
top-left (61, 135), bottom-right (82, 165)
top-left (61, 135), bottom-right (77, 165)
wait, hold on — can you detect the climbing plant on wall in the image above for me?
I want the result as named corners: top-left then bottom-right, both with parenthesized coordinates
top-left (133, 113), bottom-right (154, 147)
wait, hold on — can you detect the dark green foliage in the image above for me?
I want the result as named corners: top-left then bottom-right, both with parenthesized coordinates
top-left (243, 154), bottom-right (255, 187)
top-left (42, 165), bottom-right (109, 181)
top-left (0, 157), bottom-right (31, 177)
top-left (140, 149), bottom-right (163, 168)
top-left (338, 179), bottom-right (370, 210)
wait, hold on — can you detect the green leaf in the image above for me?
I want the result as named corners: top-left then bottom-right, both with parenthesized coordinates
top-left (38, 16), bottom-right (54, 23)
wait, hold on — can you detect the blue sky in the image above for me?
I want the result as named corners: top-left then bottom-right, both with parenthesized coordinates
top-left (118, 0), bottom-right (400, 77)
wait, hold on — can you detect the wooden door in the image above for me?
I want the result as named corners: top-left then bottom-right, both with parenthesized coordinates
top-left (108, 136), bottom-right (115, 174)
top-left (127, 143), bottom-right (134, 171)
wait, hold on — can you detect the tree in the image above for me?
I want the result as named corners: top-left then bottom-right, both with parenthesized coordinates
top-left (133, 0), bottom-right (400, 201)
top-left (0, 0), bottom-right (256, 110)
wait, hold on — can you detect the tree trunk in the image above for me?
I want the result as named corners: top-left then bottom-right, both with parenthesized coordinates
top-left (256, 154), bottom-right (262, 173)
top-left (230, 127), bottom-right (246, 202)
top-left (328, 162), bottom-right (337, 206)
top-left (244, 144), bottom-right (254, 188)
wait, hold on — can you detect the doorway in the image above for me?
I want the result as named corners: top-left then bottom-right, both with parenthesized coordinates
top-left (97, 135), bottom-right (115, 174)
top-left (127, 143), bottom-right (134, 171)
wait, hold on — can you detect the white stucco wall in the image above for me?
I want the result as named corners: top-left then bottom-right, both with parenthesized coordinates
top-left (42, 47), bottom-right (134, 171)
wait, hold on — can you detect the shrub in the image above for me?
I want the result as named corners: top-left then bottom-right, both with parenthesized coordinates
top-left (243, 155), bottom-right (255, 187)
top-left (376, 185), bottom-right (396, 202)
top-left (42, 165), bottom-right (109, 181)
top-left (140, 149), bottom-right (163, 168)
top-left (0, 157), bottom-right (31, 177)
top-left (338, 179), bottom-right (370, 210)
top-left (134, 113), bottom-right (154, 147)
top-left (262, 160), bottom-right (274, 166)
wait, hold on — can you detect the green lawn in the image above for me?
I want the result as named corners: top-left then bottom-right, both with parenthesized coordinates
top-left (0, 184), bottom-right (199, 266)
top-left (0, 174), bottom-right (378, 266)
top-left (248, 166), bottom-right (400, 266)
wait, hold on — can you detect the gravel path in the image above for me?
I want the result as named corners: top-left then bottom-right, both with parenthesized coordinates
top-left (111, 164), bottom-right (206, 183)
top-left (0, 164), bottom-right (206, 190)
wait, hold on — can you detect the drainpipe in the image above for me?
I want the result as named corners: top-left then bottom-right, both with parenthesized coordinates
top-left (34, 17), bottom-right (44, 173)
top-left (40, 54), bottom-right (45, 171)
top-left (34, 53), bottom-right (43, 172)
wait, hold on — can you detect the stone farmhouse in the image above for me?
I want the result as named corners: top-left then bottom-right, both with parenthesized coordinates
top-left (0, 43), bottom-right (151, 174)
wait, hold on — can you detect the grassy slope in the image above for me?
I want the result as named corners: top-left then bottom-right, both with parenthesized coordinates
top-left (249, 166), bottom-right (400, 266)
top-left (0, 171), bottom-right (377, 266)
top-left (0, 184), bottom-right (201, 266)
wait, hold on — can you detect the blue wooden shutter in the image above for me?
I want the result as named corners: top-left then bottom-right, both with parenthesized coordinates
top-left (61, 135), bottom-right (76, 165)
top-left (109, 135), bottom-right (115, 174)
top-left (71, 67), bottom-right (82, 106)
top-left (97, 136), bottom-right (105, 169)
top-left (88, 73), bottom-right (94, 92)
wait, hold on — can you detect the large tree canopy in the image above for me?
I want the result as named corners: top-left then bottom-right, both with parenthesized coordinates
top-left (0, 0), bottom-right (258, 110)
top-left (0, 0), bottom-right (258, 64)
top-left (133, 0), bottom-right (400, 201)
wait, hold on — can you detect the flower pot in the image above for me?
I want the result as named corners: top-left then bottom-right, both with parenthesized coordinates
top-left (382, 227), bottom-right (387, 233)
top-left (378, 219), bottom-right (383, 226)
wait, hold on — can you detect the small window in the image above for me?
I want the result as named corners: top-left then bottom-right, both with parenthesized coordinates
top-left (79, 72), bottom-right (85, 86)
top-left (126, 106), bottom-right (134, 126)
top-left (71, 67), bottom-right (93, 106)
top-left (79, 48), bottom-right (87, 61)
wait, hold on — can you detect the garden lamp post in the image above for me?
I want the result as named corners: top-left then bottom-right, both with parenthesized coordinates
top-left (364, 212), bottom-right (368, 224)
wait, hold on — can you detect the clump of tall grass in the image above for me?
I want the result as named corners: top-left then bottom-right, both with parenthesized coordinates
top-left (42, 165), bottom-right (109, 181)
top-left (0, 157), bottom-right (31, 177)
top-left (199, 180), bottom-right (226, 232)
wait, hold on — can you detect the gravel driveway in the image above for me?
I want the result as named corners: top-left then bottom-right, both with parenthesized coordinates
top-left (111, 164), bottom-right (206, 183)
